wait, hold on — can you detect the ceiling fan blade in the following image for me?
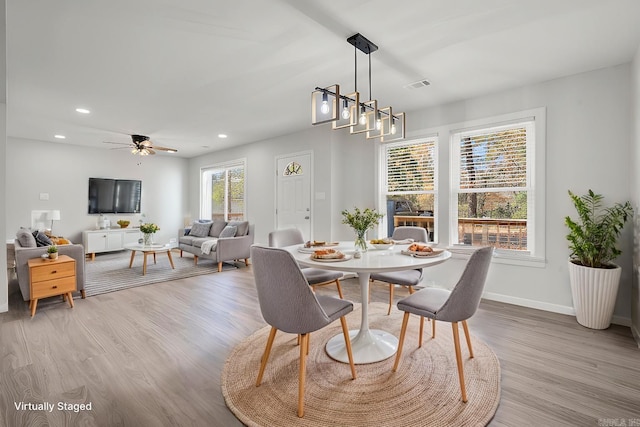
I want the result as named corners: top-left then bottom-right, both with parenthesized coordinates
top-left (147, 148), bottom-right (156, 155)
top-left (151, 145), bottom-right (178, 152)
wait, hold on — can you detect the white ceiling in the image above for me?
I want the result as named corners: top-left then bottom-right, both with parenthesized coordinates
top-left (7, 0), bottom-right (640, 158)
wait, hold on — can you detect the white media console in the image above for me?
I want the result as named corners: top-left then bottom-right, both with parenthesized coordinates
top-left (83, 228), bottom-right (141, 260)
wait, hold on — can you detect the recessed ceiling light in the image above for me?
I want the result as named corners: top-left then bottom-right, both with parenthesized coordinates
top-left (75, 108), bottom-right (91, 114)
top-left (54, 134), bottom-right (66, 139)
top-left (218, 134), bottom-right (228, 139)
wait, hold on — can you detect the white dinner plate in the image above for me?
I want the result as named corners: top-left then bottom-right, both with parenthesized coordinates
top-left (401, 248), bottom-right (444, 257)
top-left (310, 254), bottom-right (353, 262)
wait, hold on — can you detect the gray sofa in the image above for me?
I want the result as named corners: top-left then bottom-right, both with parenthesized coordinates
top-left (178, 220), bottom-right (254, 272)
top-left (14, 229), bottom-right (86, 301)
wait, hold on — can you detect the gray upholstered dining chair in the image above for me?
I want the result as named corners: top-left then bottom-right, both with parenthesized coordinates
top-left (369, 226), bottom-right (429, 314)
top-left (268, 228), bottom-right (344, 298)
top-left (251, 245), bottom-right (356, 418)
top-left (391, 246), bottom-right (493, 403)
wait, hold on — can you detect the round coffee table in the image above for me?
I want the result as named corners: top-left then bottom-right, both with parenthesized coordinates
top-left (124, 243), bottom-right (175, 276)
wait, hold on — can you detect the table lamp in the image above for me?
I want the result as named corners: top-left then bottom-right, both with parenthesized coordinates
top-left (47, 210), bottom-right (61, 234)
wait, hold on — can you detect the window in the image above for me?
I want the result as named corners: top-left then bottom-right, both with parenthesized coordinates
top-left (201, 160), bottom-right (246, 221)
top-left (451, 120), bottom-right (535, 254)
top-left (380, 138), bottom-right (437, 240)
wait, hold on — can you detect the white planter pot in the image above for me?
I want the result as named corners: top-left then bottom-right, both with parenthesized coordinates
top-left (568, 259), bottom-right (621, 329)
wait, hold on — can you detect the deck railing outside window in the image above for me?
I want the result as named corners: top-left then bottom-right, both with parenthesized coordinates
top-left (393, 215), bottom-right (527, 251)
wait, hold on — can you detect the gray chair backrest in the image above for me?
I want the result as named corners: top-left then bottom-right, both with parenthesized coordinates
top-left (392, 226), bottom-right (428, 243)
top-left (250, 245), bottom-right (331, 334)
top-left (268, 228), bottom-right (305, 248)
top-left (437, 246), bottom-right (493, 322)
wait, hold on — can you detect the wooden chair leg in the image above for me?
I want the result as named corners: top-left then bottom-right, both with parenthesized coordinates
top-left (306, 333), bottom-right (310, 356)
top-left (340, 316), bottom-right (356, 379)
top-left (408, 286), bottom-right (415, 294)
top-left (218, 262), bottom-right (222, 272)
top-left (298, 333), bottom-right (308, 417)
top-left (388, 284), bottom-right (395, 315)
top-left (335, 279), bottom-right (344, 299)
top-left (432, 318), bottom-right (436, 338)
top-left (256, 327), bottom-right (278, 387)
top-left (452, 322), bottom-right (468, 403)
top-left (392, 312), bottom-right (411, 372)
top-left (462, 320), bottom-right (474, 358)
top-left (193, 255), bottom-right (198, 265)
top-left (81, 289), bottom-right (86, 299)
top-left (180, 250), bottom-right (183, 257)
top-left (419, 316), bottom-right (424, 347)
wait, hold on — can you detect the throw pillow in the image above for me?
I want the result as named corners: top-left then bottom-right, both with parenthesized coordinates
top-left (227, 221), bottom-right (249, 236)
top-left (209, 220), bottom-right (228, 237)
top-left (16, 229), bottom-right (37, 248)
top-left (219, 225), bottom-right (237, 238)
top-left (190, 221), bottom-right (213, 237)
top-left (33, 230), bottom-right (53, 247)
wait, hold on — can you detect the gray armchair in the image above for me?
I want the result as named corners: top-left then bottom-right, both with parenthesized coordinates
top-left (392, 246), bottom-right (493, 403)
top-left (370, 226), bottom-right (429, 314)
top-left (251, 245), bottom-right (356, 418)
top-left (268, 228), bottom-right (344, 298)
top-left (14, 239), bottom-right (86, 301)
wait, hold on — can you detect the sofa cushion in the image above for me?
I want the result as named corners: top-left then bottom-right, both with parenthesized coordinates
top-left (209, 220), bottom-right (228, 237)
top-left (227, 221), bottom-right (249, 236)
top-left (190, 221), bottom-right (212, 237)
top-left (190, 237), bottom-right (215, 249)
top-left (179, 235), bottom-right (198, 246)
top-left (33, 230), bottom-right (53, 247)
top-left (16, 229), bottom-right (37, 248)
top-left (219, 225), bottom-right (237, 238)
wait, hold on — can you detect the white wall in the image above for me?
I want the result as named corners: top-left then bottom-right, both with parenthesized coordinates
top-left (188, 63), bottom-right (635, 323)
top-left (631, 45), bottom-right (640, 343)
top-left (5, 138), bottom-right (189, 247)
top-left (1, 0), bottom-right (7, 313)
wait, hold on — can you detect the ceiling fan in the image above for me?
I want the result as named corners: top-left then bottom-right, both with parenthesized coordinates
top-left (104, 134), bottom-right (178, 156)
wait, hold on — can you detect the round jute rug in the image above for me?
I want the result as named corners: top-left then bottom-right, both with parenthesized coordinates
top-left (221, 302), bottom-right (500, 426)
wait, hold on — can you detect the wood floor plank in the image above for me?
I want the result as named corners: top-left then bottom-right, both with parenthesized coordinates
top-left (2, 265), bottom-right (640, 426)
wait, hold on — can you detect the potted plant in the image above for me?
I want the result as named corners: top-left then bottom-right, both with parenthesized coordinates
top-left (139, 222), bottom-right (160, 246)
top-left (341, 207), bottom-right (384, 252)
top-left (47, 245), bottom-right (59, 260)
top-left (565, 189), bottom-right (633, 329)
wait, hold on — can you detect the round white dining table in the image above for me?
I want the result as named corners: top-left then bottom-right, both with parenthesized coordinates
top-left (285, 241), bottom-right (451, 364)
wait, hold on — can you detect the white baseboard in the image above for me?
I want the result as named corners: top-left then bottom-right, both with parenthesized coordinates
top-left (0, 302), bottom-right (7, 313)
top-left (482, 291), bottom-right (631, 327)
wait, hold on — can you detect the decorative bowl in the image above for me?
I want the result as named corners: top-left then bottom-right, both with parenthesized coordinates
top-left (371, 243), bottom-right (395, 250)
top-left (117, 220), bottom-right (130, 228)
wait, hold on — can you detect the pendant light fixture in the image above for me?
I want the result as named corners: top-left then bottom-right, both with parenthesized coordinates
top-left (311, 33), bottom-right (405, 142)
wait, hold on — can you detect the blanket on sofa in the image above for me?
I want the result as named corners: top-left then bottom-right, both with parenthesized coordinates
top-left (201, 238), bottom-right (218, 255)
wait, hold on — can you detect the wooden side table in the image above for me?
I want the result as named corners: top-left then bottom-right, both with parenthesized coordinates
top-left (28, 255), bottom-right (77, 317)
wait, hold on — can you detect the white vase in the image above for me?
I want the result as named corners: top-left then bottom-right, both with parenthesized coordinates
top-left (568, 259), bottom-right (621, 329)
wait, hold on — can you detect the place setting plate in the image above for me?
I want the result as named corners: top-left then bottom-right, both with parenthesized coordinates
top-left (310, 254), bottom-right (352, 262)
top-left (298, 242), bottom-right (340, 253)
top-left (401, 247), bottom-right (444, 257)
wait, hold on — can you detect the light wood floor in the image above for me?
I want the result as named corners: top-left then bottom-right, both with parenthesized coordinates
top-left (1, 264), bottom-right (639, 426)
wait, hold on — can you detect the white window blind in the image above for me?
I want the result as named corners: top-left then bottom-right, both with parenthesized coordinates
top-left (386, 140), bottom-right (435, 193)
top-left (459, 125), bottom-right (528, 191)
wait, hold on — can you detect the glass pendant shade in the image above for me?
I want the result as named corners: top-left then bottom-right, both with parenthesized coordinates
top-left (366, 106), bottom-right (392, 139)
top-left (332, 92), bottom-right (360, 130)
top-left (311, 84), bottom-right (340, 125)
top-left (381, 112), bottom-right (406, 142)
top-left (350, 100), bottom-right (378, 134)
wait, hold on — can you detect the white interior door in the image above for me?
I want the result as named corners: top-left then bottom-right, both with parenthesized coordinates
top-left (276, 153), bottom-right (312, 240)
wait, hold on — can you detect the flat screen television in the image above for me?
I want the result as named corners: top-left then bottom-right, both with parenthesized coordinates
top-left (88, 178), bottom-right (141, 214)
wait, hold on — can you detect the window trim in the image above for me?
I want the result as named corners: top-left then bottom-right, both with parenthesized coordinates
top-left (448, 108), bottom-right (546, 265)
top-left (378, 136), bottom-right (438, 240)
top-left (200, 158), bottom-right (247, 221)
